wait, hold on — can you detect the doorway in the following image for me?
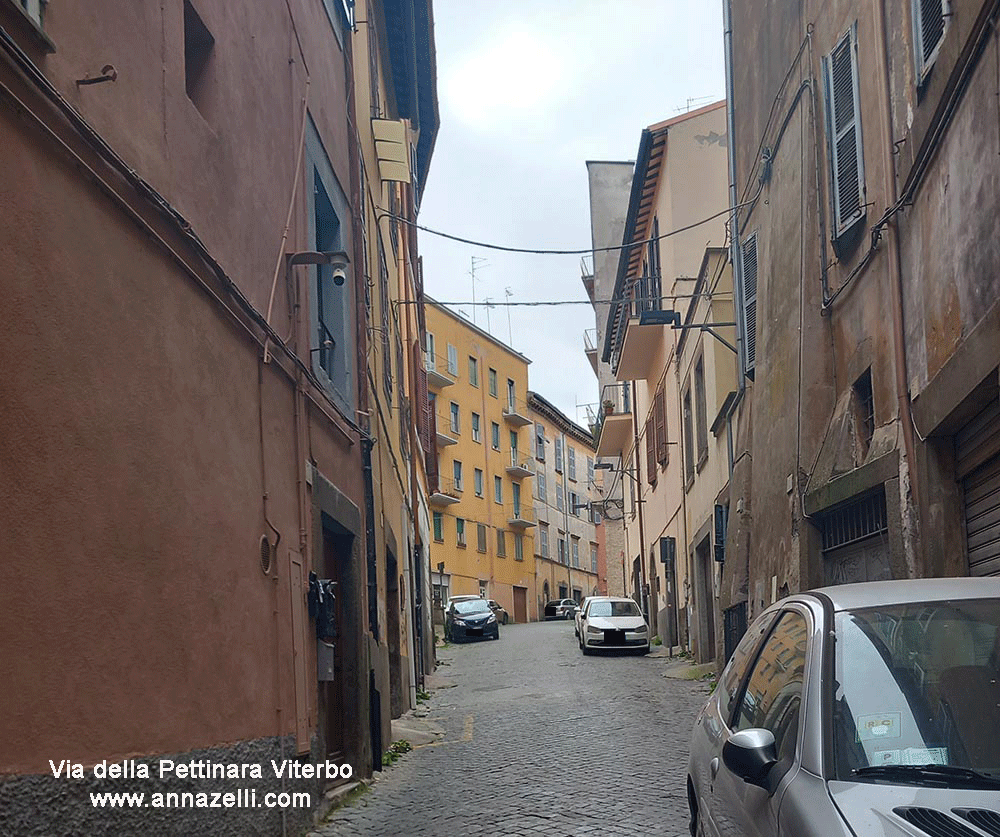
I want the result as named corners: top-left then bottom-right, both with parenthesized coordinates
top-left (321, 525), bottom-right (348, 762)
top-left (513, 586), bottom-right (528, 624)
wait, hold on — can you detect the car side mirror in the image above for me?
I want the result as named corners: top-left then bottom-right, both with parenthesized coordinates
top-left (722, 729), bottom-right (778, 792)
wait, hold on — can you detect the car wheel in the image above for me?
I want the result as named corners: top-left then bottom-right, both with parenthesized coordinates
top-left (639, 644), bottom-right (650, 655)
top-left (503, 614), bottom-right (508, 625)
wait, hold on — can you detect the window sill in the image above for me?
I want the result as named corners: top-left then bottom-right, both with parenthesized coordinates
top-left (456, 543), bottom-right (466, 549)
top-left (696, 451), bottom-right (709, 473)
top-left (433, 537), bottom-right (444, 544)
top-left (2, 0), bottom-right (55, 53)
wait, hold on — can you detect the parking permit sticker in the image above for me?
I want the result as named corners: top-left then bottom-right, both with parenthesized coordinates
top-left (901, 747), bottom-right (948, 765)
top-left (857, 713), bottom-right (902, 742)
top-left (871, 749), bottom-right (902, 765)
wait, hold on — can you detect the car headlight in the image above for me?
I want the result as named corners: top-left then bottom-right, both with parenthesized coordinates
top-left (487, 615), bottom-right (496, 624)
top-left (630, 625), bottom-right (648, 633)
top-left (587, 625), bottom-right (602, 634)
top-left (453, 618), bottom-right (466, 626)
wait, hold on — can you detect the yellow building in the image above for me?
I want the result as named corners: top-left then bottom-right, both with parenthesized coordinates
top-left (424, 300), bottom-right (537, 624)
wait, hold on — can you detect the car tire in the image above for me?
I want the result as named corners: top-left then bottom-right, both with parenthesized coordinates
top-left (503, 614), bottom-right (508, 625)
top-left (581, 644), bottom-right (592, 656)
top-left (639, 644), bottom-right (650, 655)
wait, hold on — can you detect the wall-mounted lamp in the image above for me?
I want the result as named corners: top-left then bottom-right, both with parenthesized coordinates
top-left (639, 307), bottom-right (737, 354)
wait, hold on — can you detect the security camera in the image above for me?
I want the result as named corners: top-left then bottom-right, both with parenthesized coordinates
top-left (331, 264), bottom-right (347, 286)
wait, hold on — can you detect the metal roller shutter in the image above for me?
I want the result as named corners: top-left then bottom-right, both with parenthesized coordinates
top-left (959, 398), bottom-right (1000, 576)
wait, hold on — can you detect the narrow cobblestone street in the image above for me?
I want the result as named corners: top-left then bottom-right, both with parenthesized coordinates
top-left (312, 621), bottom-right (710, 837)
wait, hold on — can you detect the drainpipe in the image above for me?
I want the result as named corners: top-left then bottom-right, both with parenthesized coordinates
top-left (873, 0), bottom-right (921, 576)
top-left (629, 381), bottom-right (649, 620)
top-left (723, 0), bottom-right (745, 386)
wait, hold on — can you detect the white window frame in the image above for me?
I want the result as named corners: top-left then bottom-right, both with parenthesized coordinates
top-left (471, 412), bottom-right (481, 443)
top-left (913, 0), bottom-right (950, 85)
top-left (446, 344), bottom-right (458, 376)
top-left (474, 468), bottom-right (484, 497)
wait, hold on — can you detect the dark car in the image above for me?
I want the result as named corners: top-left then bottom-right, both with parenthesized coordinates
top-left (445, 598), bottom-right (500, 643)
top-left (487, 599), bottom-right (509, 624)
top-left (544, 598), bottom-right (579, 620)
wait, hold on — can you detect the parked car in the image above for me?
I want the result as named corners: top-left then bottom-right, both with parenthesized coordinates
top-left (445, 594), bottom-right (479, 610)
top-left (575, 596), bottom-right (609, 637)
top-left (444, 598), bottom-right (500, 643)
top-left (578, 597), bottom-right (648, 654)
top-left (544, 598), bottom-right (579, 620)
top-left (486, 599), bottom-right (509, 624)
top-left (687, 577), bottom-right (1000, 837)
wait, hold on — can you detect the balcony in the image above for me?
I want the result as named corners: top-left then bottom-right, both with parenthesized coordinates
top-left (584, 328), bottom-right (599, 376)
top-left (429, 477), bottom-right (461, 507)
top-left (507, 504), bottom-right (536, 529)
top-left (436, 412), bottom-right (458, 447)
top-left (595, 409), bottom-right (633, 457)
top-left (502, 398), bottom-right (532, 427)
top-left (425, 353), bottom-right (455, 390)
top-left (505, 451), bottom-right (534, 479)
top-left (615, 317), bottom-right (663, 382)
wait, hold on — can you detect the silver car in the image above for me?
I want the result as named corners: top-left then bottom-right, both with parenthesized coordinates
top-left (579, 596), bottom-right (649, 654)
top-left (687, 577), bottom-right (1000, 836)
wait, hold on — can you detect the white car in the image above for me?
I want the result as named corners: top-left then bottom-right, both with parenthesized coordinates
top-left (578, 596), bottom-right (649, 655)
top-left (575, 596), bottom-right (610, 637)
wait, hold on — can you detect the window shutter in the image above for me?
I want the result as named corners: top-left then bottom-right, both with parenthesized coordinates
top-left (824, 25), bottom-right (866, 240)
top-left (654, 386), bottom-right (667, 466)
top-left (914, 0), bottom-right (947, 81)
top-left (645, 417), bottom-right (657, 485)
top-left (740, 234), bottom-right (758, 380)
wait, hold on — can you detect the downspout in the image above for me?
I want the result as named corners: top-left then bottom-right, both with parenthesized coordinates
top-left (630, 381), bottom-right (649, 620)
top-left (873, 0), bottom-right (921, 576)
top-left (723, 0), bottom-right (744, 387)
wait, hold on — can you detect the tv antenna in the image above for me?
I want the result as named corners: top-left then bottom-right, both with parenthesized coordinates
top-left (469, 256), bottom-right (488, 325)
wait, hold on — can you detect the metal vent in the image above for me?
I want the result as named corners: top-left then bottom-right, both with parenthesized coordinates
top-left (821, 489), bottom-right (888, 551)
top-left (894, 808), bottom-right (980, 837)
top-left (918, 0), bottom-right (946, 65)
top-left (260, 535), bottom-right (272, 574)
top-left (954, 809), bottom-right (1000, 837)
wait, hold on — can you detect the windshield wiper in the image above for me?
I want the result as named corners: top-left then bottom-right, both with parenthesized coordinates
top-left (853, 764), bottom-right (1000, 789)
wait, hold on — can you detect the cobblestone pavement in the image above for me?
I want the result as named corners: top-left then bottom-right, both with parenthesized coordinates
top-left (311, 620), bottom-right (711, 837)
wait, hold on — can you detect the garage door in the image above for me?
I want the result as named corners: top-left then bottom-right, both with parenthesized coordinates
top-left (958, 397), bottom-right (1000, 576)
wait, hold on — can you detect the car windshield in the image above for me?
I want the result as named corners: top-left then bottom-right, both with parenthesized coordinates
top-left (588, 600), bottom-right (640, 618)
top-left (833, 599), bottom-right (1000, 780)
top-left (454, 599), bottom-right (491, 615)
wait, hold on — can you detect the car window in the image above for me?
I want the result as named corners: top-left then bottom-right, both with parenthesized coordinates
top-left (718, 611), bottom-right (779, 723)
top-left (587, 600), bottom-right (641, 618)
top-left (734, 610), bottom-right (809, 763)
top-left (454, 599), bottom-right (491, 615)
top-left (832, 599), bottom-right (1000, 778)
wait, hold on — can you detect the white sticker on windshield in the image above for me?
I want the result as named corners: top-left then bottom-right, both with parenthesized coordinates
top-left (871, 749), bottom-right (901, 765)
top-left (900, 747), bottom-right (948, 765)
top-left (857, 713), bottom-right (901, 742)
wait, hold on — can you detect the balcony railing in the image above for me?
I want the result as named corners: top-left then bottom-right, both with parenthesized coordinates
top-left (428, 477), bottom-right (461, 506)
top-left (502, 395), bottom-right (532, 427)
top-left (425, 352), bottom-right (456, 389)
top-left (435, 411), bottom-right (458, 447)
top-left (506, 451), bottom-right (534, 479)
top-left (507, 504), bottom-right (536, 529)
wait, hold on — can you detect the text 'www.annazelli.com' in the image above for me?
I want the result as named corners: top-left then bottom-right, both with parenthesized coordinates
top-left (89, 790), bottom-right (311, 809)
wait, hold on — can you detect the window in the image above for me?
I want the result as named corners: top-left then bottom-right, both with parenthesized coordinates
top-left (447, 344), bottom-right (458, 376)
top-left (488, 368), bottom-right (498, 397)
top-left (655, 386), bottom-right (668, 467)
top-left (453, 460), bottom-right (463, 492)
top-left (571, 537), bottom-right (580, 568)
top-left (539, 525), bottom-right (549, 558)
top-left (514, 533), bottom-right (524, 561)
top-left (536, 469), bottom-right (547, 503)
top-left (853, 368), bottom-right (874, 458)
top-left (569, 491), bottom-right (580, 517)
top-left (739, 233), bottom-right (758, 380)
top-left (367, 10), bottom-right (379, 116)
top-left (590, 543), bottom-right (598, 573)
top-left (425, 332), bottom-right (436, 369)
top-left (491, 422), bottom-right (500, 450)
top-left (824, 24), bottom-right (866, 244)
top-left (494, 476), bottom-right (503, 504)
top-left (694, 356), bottom-right (708, 465)
top-left (184, 0), bottom-right (216, 120)
top-left (683, 388), bottom-right (695, 487)
top-left (469, 356), bottom-right (479, 387)
top-left (378, 238), bottom-right (392, 399)
top-left (471, 412), bottom-right (481, 443)
top-left (306, 119), bottom-right (355, 416)
top-left (512, 483), bottom-right (522, 515)
top-left (449, 402), bottom-right (460, 434)
top-left (558, 537), bottom-right (567, 564)
top-left (587, 456), bottom-right (594, 484)
top-left (474, 468), bottom-right (484, 497)
top-left (479, 580), bottom-right (488, 598)
top-left (645, 416), bottom-right (658, 487)
top-left (19, 0), bottom-right (44, 26)
top-left (507, 379), bottom-right (516, 411)
top-left (554, 436), bottom-right (563, 473)
top-left (476, 523), bottom-right (487, 553)
top-left (734, 611), bottom-right (808, 766)
top-left (456, 518), bottom-right (466, 547)
top-left (913, 0), bottom-right (949, 84)
top-left (567, 447), bottom-right (576, 481)
top-left (556, 485), bottom-right (564, 512)
top-left (433, 511), bottom-right (443, 542)
top-left (509, 431), bottom-right (518, 456)
top-left (535, 423), bottom-right (546, 461)
top-left (648, 217), bottom-right (662, 310)
top-left (496, 528), bottom-right (506, 557)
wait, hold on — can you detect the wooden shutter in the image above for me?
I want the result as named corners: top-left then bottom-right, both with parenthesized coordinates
top-left (825, 24), bottom-right (865, 239)
top-left (740, 234), bottom-right (758, 379)
top-left (914, 0), bottom-right (947, 81)
top-left (655, 386), bottom-right (668, 466)
top-left (645, 417), bottom-right (657, 485)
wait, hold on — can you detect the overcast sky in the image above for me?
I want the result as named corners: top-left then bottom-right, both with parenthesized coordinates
top-left (418, 1), bottom-right (726, 426)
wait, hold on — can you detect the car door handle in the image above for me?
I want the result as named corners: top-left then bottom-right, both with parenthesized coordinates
top-left (710, 757), bottom-right (720, 780)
